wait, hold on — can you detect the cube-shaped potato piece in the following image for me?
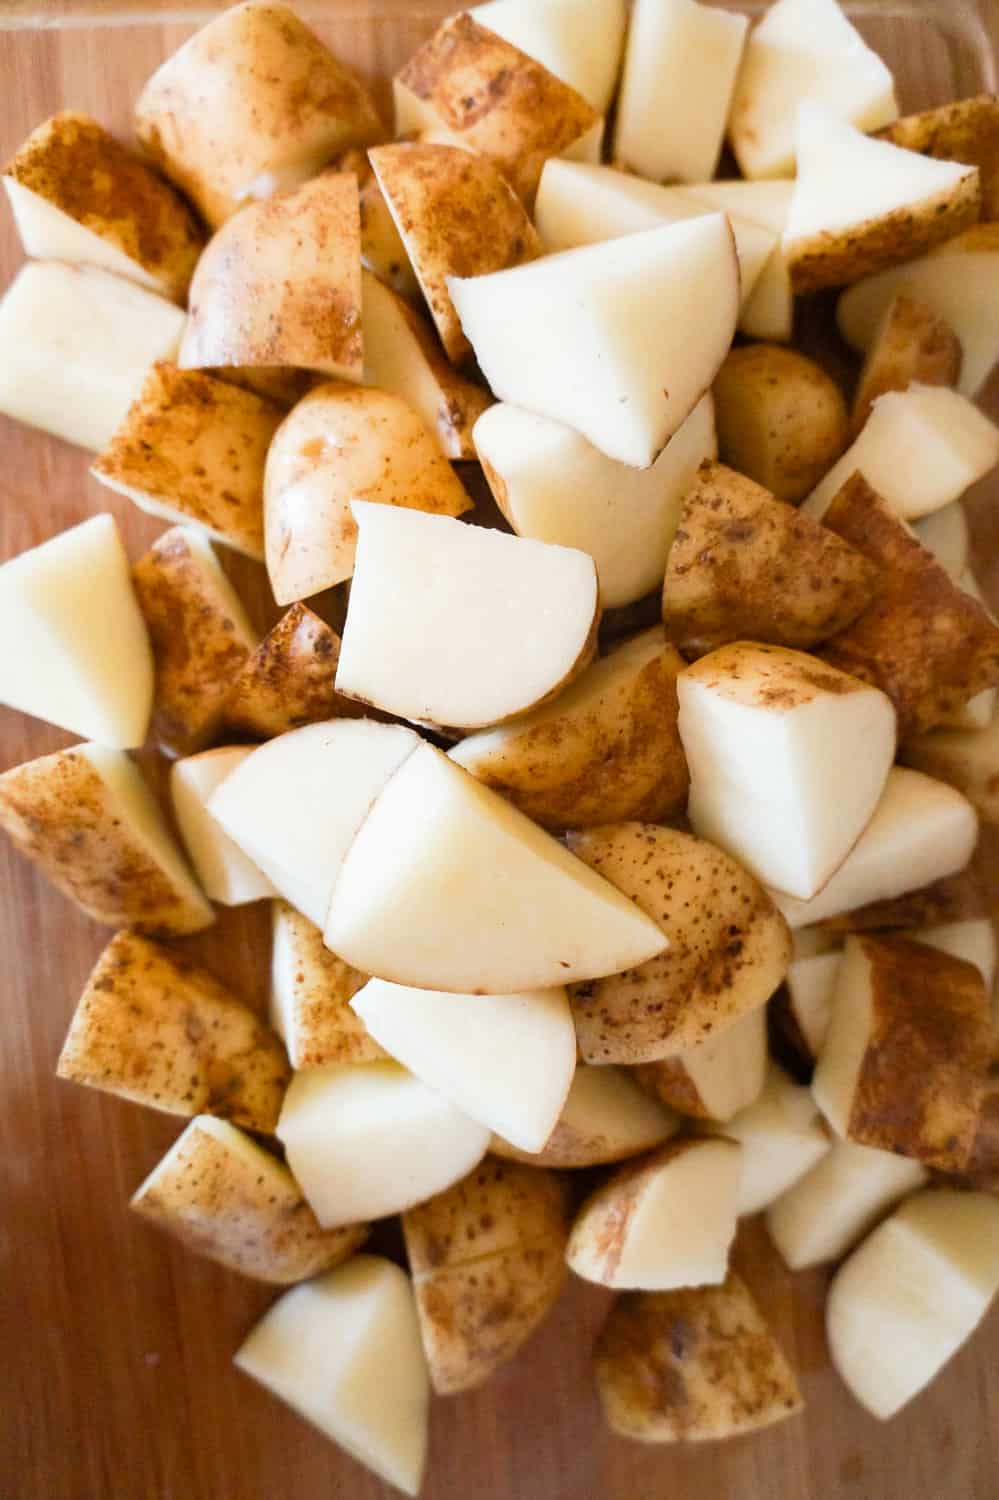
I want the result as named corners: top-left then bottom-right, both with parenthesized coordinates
top-left (270, 899), bottom-right (379, 1069)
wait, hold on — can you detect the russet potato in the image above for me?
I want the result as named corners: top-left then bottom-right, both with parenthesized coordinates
top-left (490, 1064), bottom-right (678, 1169)
top-left (902, 707), bottom-right (999, 826)
top-left (703, 1062), bottom-right (830, 1216)
top-left (270, 899), bottom-right (377, 1070)
top-left (222, 604), bottom-right (360, 741)
top-left (634, 1004), bottom-right (767, 1123)
top-left (170, 746), bottom-right (276, 906)
top-left (878, 95), bottom-right (999, 220)
top-left (471, 0), bottom-right (626, 113)
top-left (850, 294), bottom-right (962, 436)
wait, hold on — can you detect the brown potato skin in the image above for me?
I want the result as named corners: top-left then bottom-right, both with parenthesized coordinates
top-left (403, 1159), bottom-right (570, 1275)
top-left (961, 1064), bottom-right (999, 1191)
top-left (269, 900), bottom-right (380, 1070)
top-left (713, 345), bottom-right (849, 504)
top-left (223, 605), bottom-right (361, 740)
top-left (663, 461), bottom-right (877, 656)
top-left (878, 96), bottom-right (999, 221)
top-left (850, 294), bottom-right (962, 437)
top-left (634, 1057), bottom-right (714, 1121)
top-left (594, 1273), bottom-right (803, 1443)
top-left (818, 864), bottom-right (989, 933)
top-left (819, 473), bottom-right (999, 738)
top-left (901, 718), bottom-right (999, 827)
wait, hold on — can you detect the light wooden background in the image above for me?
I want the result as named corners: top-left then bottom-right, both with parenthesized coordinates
top-left (1, 4), bottom-right (998, 1499)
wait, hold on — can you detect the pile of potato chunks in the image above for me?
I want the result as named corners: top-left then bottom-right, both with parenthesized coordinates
top-left (3, 0), bottom-right (999, 1490)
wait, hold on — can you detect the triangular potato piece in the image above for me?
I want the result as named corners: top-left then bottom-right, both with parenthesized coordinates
top-left (223, 604), bottom-right (358, 741)
top-left (472, 0), bottom-right (626, 112)
top-left (170, 746), bottom-right (276, 906)
top-left (490, 1064), bottom-right (678, 1168)
top-left (635, 1005), bottom-right (767, 1124)
top-left (902, 708), bottom-right (999, 827)
top-left (878, 94), bottom-right (999, 220)
top-left (683, 178), bottom-right (795, 341)
top-left (703, 1062), bottom-right (830, 1214)
top-left (270, 899), bottom-right (377, 1070)
top-left (851, 294), bottom-right (962, 436)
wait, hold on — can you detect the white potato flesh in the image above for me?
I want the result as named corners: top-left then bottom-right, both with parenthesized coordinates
top-left (827, 1190), bottom-right (999, 1419)
top-left (674, 1004), bottom-right (768, 1122)
top-left (767, 1139), bottom-right (928, 1271)
top-left (728, 0), bottom-right (898, 180)
top-left (916, 918), bottom-right (997, 990)
top-left (683, 179), bottom-right (794, 339)
top-left (705, 1064), bottom-right (830, 1216)
top-left (491, 1064), bottom-right (679, 1167)
top-left (269, 900), bottom-right (374, 1070)
top-left (276, 1062), bottom-right (490, 1228)
top-left (0, 514), bottom-right (152, 748)
top-left (613, 0), bottom-right (746, 183)
top-left (678, 644), bottom-right (896, 900)
top-left (902, 707), bottom-right (999, 828)
top-left (804, 387), bottom-right (999, 523)
top-left (941, 686), bottom-right (997, 732)
top-left (3, 176), bottom-right (168, 295)
top-left (472, 395), bottom-right (715, 608)
top-left (235, 1256), bottom-right (429, 1496)
top-left (335, 504), bottom-right (598, 728)
top-left (351, 979), bottom-right (576, 1152)
top-left (785, 951), bottom-right (842, 1058)
top-left (448, 215), bottom-right (739, 467)
top-left (471, 0), bottom-right (626, 111)
top-left (209, 720), bottom-right (421, 928)
top-left (170, 748), bottom-right (276, 906)
top-left (913, 501), bottom-right (969, 581)
top-left (771, 768), bottom-right (979, 929)
top-left (325, 743), bottom-right (668, 994)
top-left (0, 262), bottom-right (184, 450)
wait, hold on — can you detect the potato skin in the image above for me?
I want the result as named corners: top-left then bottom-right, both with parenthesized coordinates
top-left (223, 605), bottom-right (361, 740)
top-left (818, 864), bottom-right (988, 933)
top-left (850, 294), bottom-right (962, 436)
top-left (270, 899), bottom-right (380, 1070)
top-left (403, 1158), bottom-right (570, 1275)
top-left (713, 346), bottom-right (849, 504)
top-left (490, 1066), bottom-right (678, 1169)
top-left (878, 95), bottom-right (999, 221)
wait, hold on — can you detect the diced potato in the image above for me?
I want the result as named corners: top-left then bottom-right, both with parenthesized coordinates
top-left (704, 1063), bottom-right (830, 1216)
top-left (491, 1064), bottom-right (678, 1169)
top-left (270, 900), bottom-right (376, 1070)
top-left (222, 605), bottom-right (359, 741)
top-left (878, 95), bottom-right (999, 220)
top-left (635, 1005), bottom-right (767, 1123)
top-left (169, 747), bottom-right (276, 906)
top-left (472, 0), bottom-right (625, 112)
top-left (851, 295), bottom-right (962, 436)
top-left (782, 950), bottom-right (842, 1059)
top-left (902, 707), bottom-right (999, 826)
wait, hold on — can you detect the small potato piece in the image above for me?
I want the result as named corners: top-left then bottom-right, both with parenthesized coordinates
top-left (332, 146), bottom-right (418, 300)
top-left (169, 746), bottom-right (276, 906)
top-left (3, 111), bottom-right (203, 303)
top-left (703, 1063), bottom-right (830, 1216)
top-left (58, 930), bottom-right (289, 1131)
top-left (878, 95), bottom-right (999, 221)
top-left (818, 863), bottom-right (989, 934)
top-left (568, 824), bottom-right (791, 1064)
top-left (595, 1273), bottom-right (803, 1443)
top-left (403, 1158), bottom-right (570, 1275)
top-left (902, 708), bottom-right (999, 825)
top-left (965, 1070), bottom-right (999, 1191)
top-left (270, 900), bottom-right (378, 1070)
top-left (713, 345), bottom-right (849, 504)
top-left (223, 604), bottom-right (357, 740)
top-left (851, 294), bottom-right (962, 437)
top-left (490, 1064), bottom-right (679, 1168)
top-left (131, 1115), bottom-right (366, 1283)
top-left (634, 1005), bottom-right (767, 1124)
top-left (663, 461), bottom-right (877, 655)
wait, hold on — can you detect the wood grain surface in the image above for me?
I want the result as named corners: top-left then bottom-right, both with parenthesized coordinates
top-left (1, 5), bottom-right (999, 1499)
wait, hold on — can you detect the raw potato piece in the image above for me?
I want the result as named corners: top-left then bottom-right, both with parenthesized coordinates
top-left (449, 216), bottom-right (739, 468)
top-left (131, 1116), bottom-right (366, 1284)
top-left (169, 748), bottom-right (276, 906)
top-left (678, 643), bottom-right (896, 900)
top-left (369, 143), bottom-right (541, 364)
top-left (686, 179), bottom-right (795, 342)
top-left (223, 605), bottom-right (357, 740)
top-left (879, 96), bottom-right (999, 221)
top-left (595, 1274), bottom-right (803, 1442)
top-left (818, 864), bottom-right (989, 935)
top-left (613, 0), bottom-right (747, 183)
top-left (711, 345), bottom-right (849, 504)
top-left (3, 112), bottom-right (203, 302)
top-left (209, 719), bottom-right (421, 928)
top-left (235, 1256), bottom-right (429, 1497)
top-left (813, 936), bottom-right (991, 1171)
top-left (471, 0), bottom-right (626, 112)
top-left (336, 505), bottom-right (598, 729)
top-left (727, 0), bottom-right (897, 180)
top-left (276, 1062), bottom-right (490, 1228)
top-left (634, 1005), bottom-right (767, 1124)
top-left (393, 14), bottom-right (601, 206)
top-left (663, 462), bottom-right (876, 655)
top-left (0, 262), bottom-right (185, 451)
top-left (567, 1139), bottom-right (740, 1291)
top-left (403, 1159), bottom-right (569, 1275)
top-left (491, 1065), bottom-right (678, 1168)
top-left (132, 527), bottom-right (259, 755)
top-left (333, 149), bottom-right (418, 300)
top-left (449, 630), bottom-right (689, 831)
top-left (782, 950), bottom-right (842, 1059)
top-left (325, 744), bottom-right (668, 995)
top-left (58, 930), bottom-right (288, 1130)
top-left (473, 396), bottom-right (716, 609)
top-left (263, 383), bottom-right (471, 603)
top-left (827, 1190), bottom-right (999, 1420)
top-left (135, 2), bottom-right (380, 229)
top-left (0, 743), bottom-right (213, 935)
top-left (271, 900), bottom-right (375, 1070)
top-left (902, 710), bottom-right (999, 826)
top-left (567, 823), bottom-right (791, 1064)
top-left (851, 295), bottom-right (962, 436)
top-left (917, 918), bottom-right (997, 989)
top-left (0, 514), bottom-right (152, 748)
top-left (93, 364), bottom-right (283, 560)
top-left (704, 1064), bottom-right (829, 1216)
top-left (181, 173), bottom-right (362, 381)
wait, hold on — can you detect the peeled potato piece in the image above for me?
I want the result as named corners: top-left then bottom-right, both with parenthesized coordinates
top-left (781, 950), bottom-right (842, 1060)
top-left (270, 900), bottom-right (376, 1070)
top-left (332, 148), bottom-right (418, 300)
top-left (634, 1005), bottom-right (767, 1124)
top-left (902, 708), bottom-right (999, 826)
top-left (471, 0), bottom-right (626, 113)
top-left (223, 605), bottom-right (358, 741)
top-left (703, 1063), bottom-right (830, 1216)
top-left (878, 95), bottom-right (999, 221)
top-left (169, 747), bottom-right (276, 906)
top-left (491, 1064), bottom-right (678, 1168)
top-left (851, 295), bottom-right (962, 436)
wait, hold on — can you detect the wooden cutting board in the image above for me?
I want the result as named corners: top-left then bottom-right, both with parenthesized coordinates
top-left (1, 5), bottom-right (998, 1498)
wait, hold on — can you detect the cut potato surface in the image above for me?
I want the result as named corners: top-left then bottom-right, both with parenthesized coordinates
top-left (491, 1064), bottom-right (678, 1168)
top-left (270, 900), bottom-right (376, 1070)
top-left (0, 513), bottom-right (152, 748)
top-left (449, 214), bottom-right (739, 468)
top-left (902, 703), bottom-right (999, 825)
top-left (58, 930), bottom-right (288, 1130)
top-left (222, 604), bottom-right (357, 741)
top-left (851, 294), bottom-right (963, 436)
top-left (916, 917), bottom-right (997, 990)
top-left (336, 505), bottom-right (598, 729)
top-left (471, 0), bottom-right (626, 111)
top-left (169, 747), bottom-right (276, 906)
top-left (595, 1273), bottom-right (803, 1442)
top-left (0, 743), bottom-right (213, 935)
top-left (333, 146), bottom-right (418, 301)
top-left (634, 1004), bottom-right (767, 1124)
top-left (912, 500), bottom-right (970, 581)
top-left (235, 1256), bottom-right (429, 1497)
top-left (131, 1115), bottom-right (366, 1284)
top-left (684, 179), bottom-right (794, 342)
top-left (325, 744), bottom-right (669, 994)
top-left (878, 95), bottom-right (999, 221)
top-left (704, 1063), bottom-right (830, 1216)
top-left (0, 261), bottom-right (185, 451)
top-left (783, 950), bottom-right (842, 1059)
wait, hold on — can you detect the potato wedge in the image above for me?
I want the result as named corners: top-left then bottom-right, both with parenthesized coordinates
top-left (131, 1115), bottom-right (366, 1284)
top-left (58, 930), bottom-right (288, 1130)
top-left (902, 708), bottom-right (999, 825)
top-left (878, 95), bottom-right (999, 221)
top-left (663, 462), bottom-right (876, 655)
top-left (703, 1063), bottom-right (830, 1215)
top-left (333, 146), bottom-right (419, 301)
top-left (595, 1273), bottom-right (803, 1442)
top-left (491, 1064), bottom-right (678, 1169)
top-left (270, 900), bottom-right (376, 1070)
top-left (170, 747), bottom-right (276, 906)
top-left (0, 743), bottom-right (213, 935)
top-left (851, 294), bottom-right (962, 437)
top-left (222, 604), bottom-right (355, 740)
top-left (472, 0), bottom-right (626, 113)
top-left (634, 1005), bottom-right (767, 1124)
top-left (567, 824), bottom-right (791, 1063)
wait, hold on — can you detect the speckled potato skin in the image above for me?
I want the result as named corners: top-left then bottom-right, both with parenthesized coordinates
top-left (402, 1158), bottom-right (570, 1275)
top-left (878, 95), bottom-right (999, 221)
top-left (131, 1117), bottom-right (366, 1283)
top-left (57, 931), bottom-right (290, 1131)
top-left (0, 748), bottom-right (213, 936)
top-left (394, 14), bottom-right (599, 206)
top-left (712, 346), bottom-right (849, 504)
top-left (180, 172), bottom-right (363, 380)
top-left (135, 2), bottom-right (381, 229)
top-left (93, 363), bottom-right (284, 559)
top-left (332, 146), bottom-right (419, 300)
top-left (269, 900), bottom-right (381, 1069)
top-left (566, 824), bottom-right (792, 1064)
top-left (962, 1066), bottom-right (999, 1191)
top-left (594, 1273), bottom-right (803, 1443)
top-left (818, 865), bottom-right (988, 934)
top-left (663, 461), bottom-right (877, 656)
top-left (223, 604), bottom-right (359, 740)
top-left (4, 111), bottom-right (203, 302)
top-left (369, 142), bottom-right (541, 363)
top-left (850, 294), bottom-right (962, 436)
top-left (819, 474), bottom-right (999, 738)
